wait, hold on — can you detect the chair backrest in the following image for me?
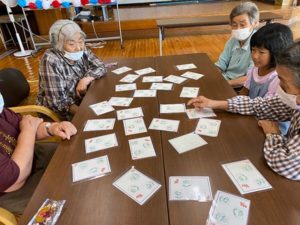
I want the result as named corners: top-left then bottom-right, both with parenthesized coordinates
top-left (0, 68), bottom-right (30, 107)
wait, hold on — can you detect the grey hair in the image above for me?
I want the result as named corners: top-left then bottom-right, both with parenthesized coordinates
top-left (49, 19), bottom-right (86, 51)
top-left (276, 41), bottom-right (300, 87)
top-left (230, 2), bottom-right (259, 25)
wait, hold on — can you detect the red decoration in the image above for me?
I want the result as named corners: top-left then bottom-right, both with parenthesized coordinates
top-left (28, 2), bottom-right (37, 9)
top-left (81, 0), bottom-right (89, 5)
top-left (51, 0), bottom-right (61, 8)
top-left (98, 0), bottom-right (110, 3)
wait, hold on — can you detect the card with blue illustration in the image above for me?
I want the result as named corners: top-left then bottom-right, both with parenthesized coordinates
top-left (85, 133), bottom-right (118, 154)
top-left (195, 118), bottom-right (221, 137)
top-left (128, 136), bottom-right (156, 160)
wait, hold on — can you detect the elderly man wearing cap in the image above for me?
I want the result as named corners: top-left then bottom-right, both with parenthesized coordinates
top-left (37, 19), bottom-right (107, 120)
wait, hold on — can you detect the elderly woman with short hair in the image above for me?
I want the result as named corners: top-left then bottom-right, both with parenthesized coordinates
top-left (37, 19), bottom-right (107, 120)
top-left (215, 1), bottom-right (260, 88)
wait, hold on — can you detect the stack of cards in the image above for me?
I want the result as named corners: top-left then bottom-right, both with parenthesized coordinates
top-left (129, 136), bottom-right (156, 160)
top-left (186, 108), bottom-right (216, 119)
top-left (195, 118), bottom-right (221, 137)
top-left (85, 133), bottom-right (118, 154)
top-left (180, 87), bottom-right (199, 98)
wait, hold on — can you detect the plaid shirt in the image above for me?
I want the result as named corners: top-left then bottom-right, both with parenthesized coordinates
top-left (228, 95), bottom-right (300, 180)
top-left (37, 48), bottom-right (106, 119)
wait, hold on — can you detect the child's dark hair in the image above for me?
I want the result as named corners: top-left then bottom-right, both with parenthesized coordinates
top-left (250, 23), bottom-right (293, 68)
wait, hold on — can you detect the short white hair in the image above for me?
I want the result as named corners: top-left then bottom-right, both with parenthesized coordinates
top-left (49, 19), bottom-right (86, 51)
top-left (230, 2), bottom-right (259, 25)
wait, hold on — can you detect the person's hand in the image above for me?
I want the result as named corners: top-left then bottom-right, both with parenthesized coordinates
top-left (20, 115), bottom-right (43, 133)
top-left (49, 121), bottom-right (77, 140)
top-left (76, 77), bottom-right (94, 98)
top-left (187, 96), bottom-right (214, 110)
top-left (258, 120), bottom-right (280, 135)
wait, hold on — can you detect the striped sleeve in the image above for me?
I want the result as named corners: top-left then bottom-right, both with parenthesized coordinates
top-left (84, 49), bottom-right (107, 79)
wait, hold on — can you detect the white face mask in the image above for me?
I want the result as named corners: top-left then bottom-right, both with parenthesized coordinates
top-left (231, 27), bottom-right (252, 41)
top-left (0, 93), bottom-right (4, 113)
top-left (276, 85), bottom-right (300, 109)
top-left (64, 50), bottom-right (83, 61)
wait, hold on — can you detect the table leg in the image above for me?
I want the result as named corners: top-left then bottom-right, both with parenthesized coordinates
top-left (159, 27), bottom-right (162, 56)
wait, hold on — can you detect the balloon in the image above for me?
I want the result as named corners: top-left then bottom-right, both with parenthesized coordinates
top-left (61, 1), bottom-right (70, 7)
top-left (42, 0), bottom-right (51, 9)
top-left (72, 0), bottom-right (81, 7)
top-left (81, 0), bottom-right (88, 5)
top-left (28, 2), bottom-right (37, 8)
top-left (35, 0), bottom-right (43, 9)
top-left (17, 0), bottom-right (27, 7)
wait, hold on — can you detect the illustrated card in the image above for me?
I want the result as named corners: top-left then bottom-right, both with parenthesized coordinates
top-left (115, 83), bottom-right (137, 92)
top-left (111, 66), bottom-right (132, 75)
top-left (128, 136), bottom-right (156, 160)
top-left (160, 103), bottom-right (186, 114)
top-left (117, 107), bottom-right (144, 120)
top-left (176, 63), bottom-right (197, 71)
top-left (123, 117), bottom-right (148, 136)
top-left (142, 76), bottom-right (163, 83)
top-left (195, 118), bottom-right (221, 137)
top-left (83, 119), bottom-right (116, 131)
top-left (119, 74), bottom-right (140, 83)
top-left (186, 108), bottom-right (216, 119)
top-left (72, 155), bottom-right (111, 182)
top-left (181, 71), bottom-right (204, 80)
top-left (134, 67), bottom-right (156, 75)
top-left (89, 101), bottom-right (115, 116)
top-left (180, 87), bottom-right (199, 98)
top-left (113, 167), bottom-right (161, 205)
top-left (169, 176), bottom-right (212, 201)
top-left (222, 159), bottom-right (272, 194)
top-left (168, 132), bottom-right (207, 154)
top-left (85, 133), bottom-right (118, 154)
top-left (108, 97), bottom-right (133, 107)
top-left (164, 75), bottom-right (187, 84)
top-left (150, 83), bottom-right (173, 91)
top-left (149, 118), bottom-right (180, 132)
top-left (206, 191), bottom-right (250, 225)
top-left (133, 89), bottom-right (157, 97)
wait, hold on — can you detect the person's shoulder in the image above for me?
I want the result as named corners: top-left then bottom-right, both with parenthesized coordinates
top-left (42, 49), bottom-right (62, 63)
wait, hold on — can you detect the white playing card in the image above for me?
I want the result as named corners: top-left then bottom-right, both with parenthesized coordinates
top-left (222, 159), bottom-right (272, 195)
top-left (113, 167), bottom-right (161, 205)
top-left (169, 132), bottom-right (207, 154)
top-left (164, 75), bottom-right (187, 84)
top-left (134, 67), bottom-right (156, 75)
top-left (149, 118), bottom-right (180, 132)
top-left (72, 155), bottom-right (111, 182)
top-left (119, 74), bottom-right (140, 83)
top-left (180, 87), bottom-right (199, 98)
top-left (89, 101), bottom-right (115, 116)
top-left (176, 63), bottom-right (197, 71)
top-left (150, 83), bottom-right (173, 91)
top-left (83, 119), bottom-right (116, 131)
top-left (123, 117), bottom-right (147, 136)
top-left (169, 176), bottom-right (212, 201)
top-left (181, 71), bottom-right (204, 80)
top-left (108, 97), bottom-right (133, 107)
top-left (206, 191), bottom-right (250, 225)
top-left (142, 76), bottom-right (163, 83)
top-left (133, 89), bottom-right (157, 97)
top-left (186, 108), bottom-right (216, 119)
top-left (85, 133), bottom-right (118, 154)
top-left (111, 66), bottom-right (132, 75)
top-left (160, 103), bottom-right (186, 113)
top-left (115, 83), bottom-right (137, 92)
top-left (117, 107), bottom-right (144, 120)
top-left (128, 136), bottom-right (156, 160)
top-left (195, 118), bottom-right (221, 137)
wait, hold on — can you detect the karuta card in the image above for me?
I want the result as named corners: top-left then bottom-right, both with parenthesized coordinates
top-left (206, 191), bottom-right (250, 225)
top-left (222, 159), bottom-right (272, 194)
top-left (108, 97), bottom-right (133, 107)
top-left (128, 136), bottom-right (156, 160)
top-left (89, 101), bottom-right (115, 116)
top-left (176, 63), bottom-right (197, 71)
top-left (180, 87), bottom-right (199, 98)
top-left (119, 74), bottom-right (140, 83)
top-left (142, 76), bottom-right (163, 83)
top-left (83, 119), bottom-right (116, 131)
top-left (115, 83), bottom-right (137, 92)
top-left (195, 118), bottom-right (221, 137)
top-left (181, 71), bottom-right (204, 80)
top-left (113, 167), bottom-right (161, 205)
top-left (168, 132), bottom-right (207, 154)
top-left (72, 155), bottom-right (111, 182)
top-left (160, 103), bottom-right (186, 114)
top-left (85, 133), bottom-right (118, 154)
top-left (111, 66), bottom-right (132, 75)
top-left (164, 75), bottom-right (187, 84)
top-left (169, 176), bottom-right (212, 201)
top-left (150, 82), bottom-right (173, 91)
top-left (133, 89), bottom-right (157, 97)
top-left (123, 117), bottom-right (147, 136)
top-left (117, 107), bottom-right (144, 120)
top-left (186, 108), bottom-right (216, 119)
top-left (149, 118), bottom-right (180, 132)
top-left (134, 67), bottom-right (156, 76)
